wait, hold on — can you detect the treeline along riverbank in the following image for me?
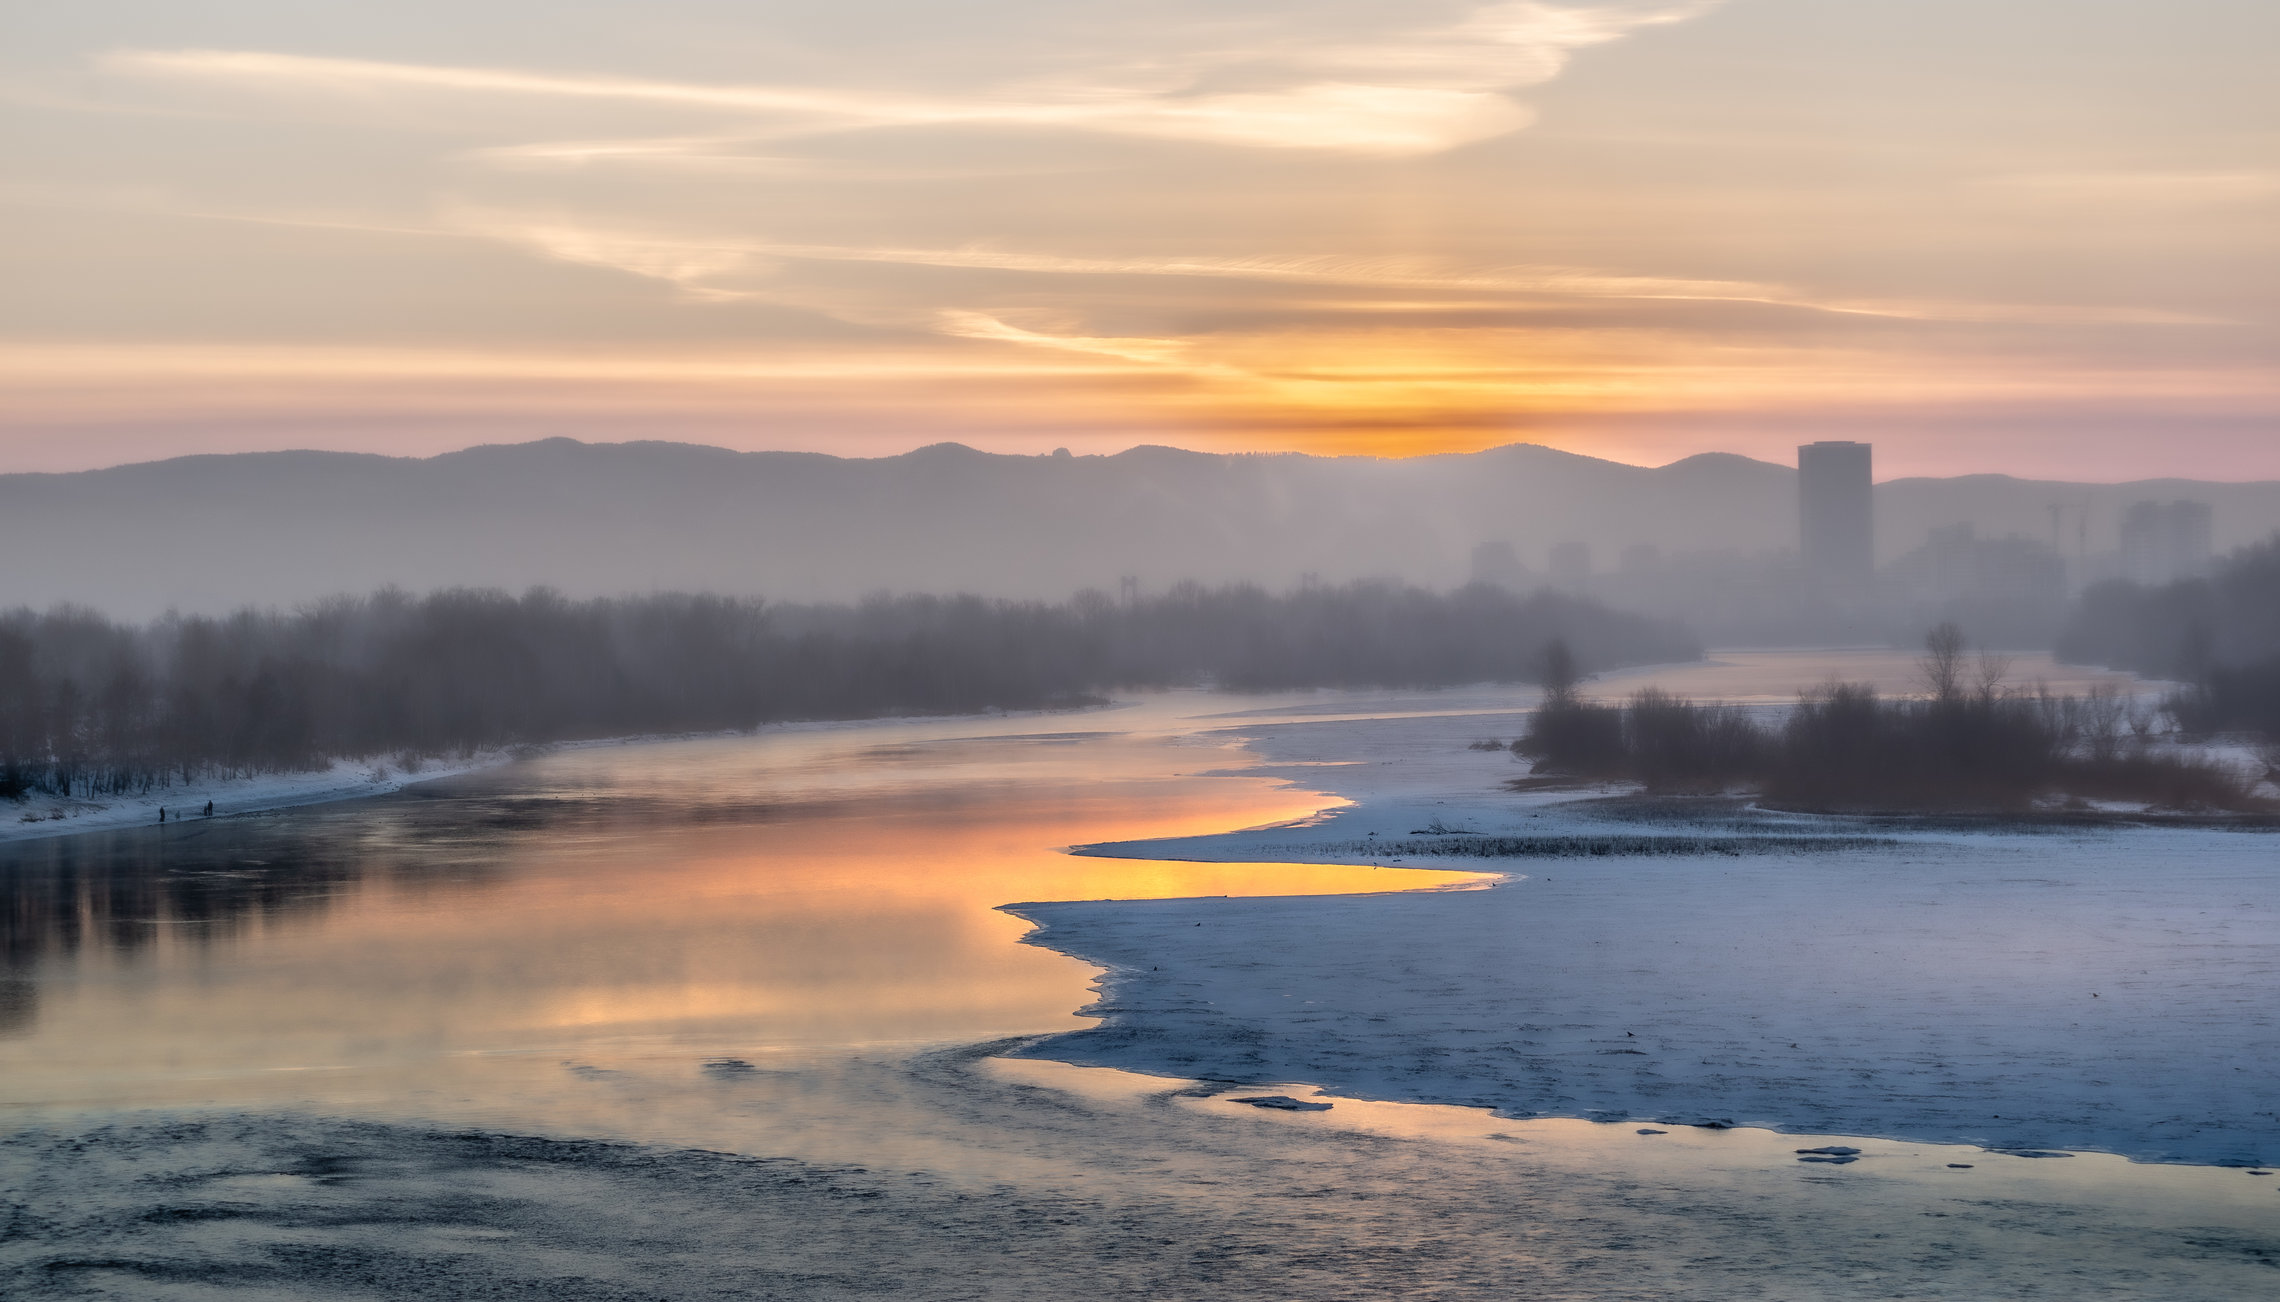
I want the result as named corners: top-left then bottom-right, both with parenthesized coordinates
top-left (2060, 533), bottom-right (2280, 735)
top-left (1517, 628), bottom-right (2264, 813)
top-left (0, 582), bottom-right (1695, 799)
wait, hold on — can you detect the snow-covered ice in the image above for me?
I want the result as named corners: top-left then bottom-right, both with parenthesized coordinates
top-left (1012, 665), bottom-right (2280, 1167)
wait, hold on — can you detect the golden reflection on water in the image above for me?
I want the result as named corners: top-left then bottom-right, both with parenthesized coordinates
top-left (0, 697), bottom-right (1484, 1111)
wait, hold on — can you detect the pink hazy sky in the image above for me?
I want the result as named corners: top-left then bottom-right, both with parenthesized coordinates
top-left (3, 1), bottom-right (2275, 480)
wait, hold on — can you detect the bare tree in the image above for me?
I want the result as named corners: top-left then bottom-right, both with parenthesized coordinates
top-left (1540, 638), bottom-right (1582, 706)
top-left (1920, 622), bottom-right (1966, 702)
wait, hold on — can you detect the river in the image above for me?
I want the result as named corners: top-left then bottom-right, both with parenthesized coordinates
top-left (2, 656), bottom-right (2274, 1299)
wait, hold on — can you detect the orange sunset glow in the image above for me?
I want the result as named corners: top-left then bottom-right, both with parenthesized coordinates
top-left (4, 2), bottom-right (2276, 478)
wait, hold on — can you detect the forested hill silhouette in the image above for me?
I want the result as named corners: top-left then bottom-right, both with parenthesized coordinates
top-left (6, 438), bottom-right (2280, 618)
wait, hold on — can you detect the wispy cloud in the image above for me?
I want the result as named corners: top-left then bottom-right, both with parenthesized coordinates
top-left (450, 212), bottom-right (1779, 302)
top-left (462, 136), bottom-right (824, 174)
top-left (101, 48), bottom-right (1519, 154)
top-left (1234, 0), bottom-right (1712, 88)
top-left (480, 222), bottom-right (775, 302)
top-left (443, 212), bottom-right (2227, 329)
top-left (103, 50), bottom-right (889, 120)
top-left (104, 5), bottom-right (1713, 155)
top-left (935, 312), bottom-right (1201, 366)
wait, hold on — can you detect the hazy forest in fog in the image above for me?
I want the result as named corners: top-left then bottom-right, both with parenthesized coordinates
top-left (0, 582), bottom-right (1695, 800)
top-left (2059, 535), bottom-right (2280, 735)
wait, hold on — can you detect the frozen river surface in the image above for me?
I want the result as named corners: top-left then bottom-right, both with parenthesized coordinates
top-left (1024, 826), bottom-right (2280, 1165)
top-left (1020, 653), bottom-right (2278, 1165)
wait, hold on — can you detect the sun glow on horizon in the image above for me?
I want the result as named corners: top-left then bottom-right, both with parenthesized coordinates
top-left (2, 1), bottom-right (2275, 478)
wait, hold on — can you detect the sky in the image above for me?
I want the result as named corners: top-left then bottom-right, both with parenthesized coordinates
top-left (3, 0), bottom-right (2276, 480)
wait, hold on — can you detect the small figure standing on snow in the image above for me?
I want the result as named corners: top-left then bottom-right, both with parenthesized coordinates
top-left (204, 801), bottom-right (214, 818)
top-left (158, 807), bottom-right (166, 823)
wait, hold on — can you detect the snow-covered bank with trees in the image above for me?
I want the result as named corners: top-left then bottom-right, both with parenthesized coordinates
top-left (0, 753), bottom-right (517, 846)
top-left (1011, 665), bottom-right (2280, 1166)
top-left (0, 583), bottom-right (1694, 813)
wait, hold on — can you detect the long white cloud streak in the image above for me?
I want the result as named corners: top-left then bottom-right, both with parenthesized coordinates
top-left (447, 215), bottom-right (2222, 329)
top-left (103, 4), bottom-right (1715, 155)
top-left (934, 312), bottom-right (1204, 367)
top-left (457, 214), bottom-right (1776, 302)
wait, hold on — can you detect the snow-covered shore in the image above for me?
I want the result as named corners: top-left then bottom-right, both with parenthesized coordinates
top-left (1012, 673), bottom-right (2280, 1167)
top-left (0, 754), bottom-right (519, 846)
top-left (0, 730), bottom-right (736, 846)
top-left (0, 706), bottom-right (1114, 848)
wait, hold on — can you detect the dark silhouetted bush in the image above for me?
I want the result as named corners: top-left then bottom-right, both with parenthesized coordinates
top-left (1623, 687), bottom-right (1767, 794)
top-left (1517, 626), bottom-right (2260, 812)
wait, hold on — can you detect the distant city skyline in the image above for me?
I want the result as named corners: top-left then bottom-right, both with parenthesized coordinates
top-left (4, 2), bottom-right (2275, 480)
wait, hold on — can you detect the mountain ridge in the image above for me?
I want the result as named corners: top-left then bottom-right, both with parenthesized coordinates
top-left (6, 439), bottom-right (2276, 619)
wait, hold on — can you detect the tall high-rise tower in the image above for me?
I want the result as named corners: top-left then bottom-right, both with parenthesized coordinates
top-left (1798, 441), bottom-right (1873, 589)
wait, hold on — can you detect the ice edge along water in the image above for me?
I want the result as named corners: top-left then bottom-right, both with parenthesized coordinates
top-left (1006, 707), bottom-right (2280, 1170)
